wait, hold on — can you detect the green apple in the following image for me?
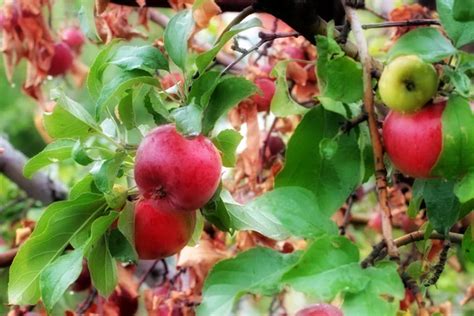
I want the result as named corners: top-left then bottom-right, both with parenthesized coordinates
top-left (379, 55), bottom-right (438, 113)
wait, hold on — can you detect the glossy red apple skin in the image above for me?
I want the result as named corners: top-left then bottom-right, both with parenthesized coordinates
top-left (383, 101), bottom-right (445, 178)
top-left (48, 42), bottom-right (74, 76)
top-left (61, 27), bottom-right (85, 50)
top-left (252, 78), bottom-right (276, 112)
top-left (134, 124), bottom-right (221, 211)
top-left (296, 304), bottom-right (343, 316)
top-left (134, 198), bottom-right (196, 260)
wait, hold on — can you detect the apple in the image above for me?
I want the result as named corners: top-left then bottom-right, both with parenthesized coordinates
top-left (296, 304), bottom-right (343, 316)
top-left (160, 72), bottom-right (184, 91)
top-left (48, 42), bottom-right (74, 76)
top-left (379, 55), bottom-right (438, 113)
top-left (367, 212), bottom-right (382, 234)
top-left (252, 78), bottom-right (276, 112)
top-left (383, 101), bottom-right (445, 178)
top-left (134, 124), bottom-right (221, 211)
top-left (61, 27), bottom-right (85, 51)
top-left (134, 198), bottom-right (196, 260)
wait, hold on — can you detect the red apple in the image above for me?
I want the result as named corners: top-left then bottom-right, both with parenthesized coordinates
top-left (48, 42), bottom-right (74, 76)
top-left (134, 124), bottom-right (222, 211)
top-left (160, 72), bottom-right (184, 91)
top-left (383, 101), bottom-right (445, 178)
top-left (71, 261), bottom-right (91, 292)
top-left (61, 27), bottom-right (85, 51)
top-left (252, 78), bottom-right (276, 112)
top-left (283, 46), bottom-right (306, 61)
top-left (367, 212), bottom-right (382, 234)
top-left (134, 198), bottom-right (196, 260)
top-left (296, 304), bottom-right (343, 316)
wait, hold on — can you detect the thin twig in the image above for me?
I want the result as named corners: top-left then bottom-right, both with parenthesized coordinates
top-left (424, 239), bottom-right (451, 287)
top-left (215, 6), bottom-right (256, 44)
top-left (137, 259), bottom-right (160, 289)
top-left (339, 195), bottom-right (355, 235)
top-left (362, 19), bottom-right (440, 29)
top-left (344, 3), bottom-right (399, 259)
top-left (361, 231), bottom-right (462, 268)
top-left (220, 31), bottom-right (300, 75)
top-left (76, 288), bottom-right (98, 315)
top-left (340, 111), bottom-right (368, 134)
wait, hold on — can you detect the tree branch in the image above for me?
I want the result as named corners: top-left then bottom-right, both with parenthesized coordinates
top-left (344, 5), bottom-right (399, 259)
top-left (362, 19), bottom-right (440, 29)
top-left (0, 137), bottom-right (67, 204)
top-left (361, 231), bottom-right (462, 268)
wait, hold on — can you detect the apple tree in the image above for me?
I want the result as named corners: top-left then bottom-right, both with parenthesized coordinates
top-left (0, 0), bottom-right (473, 315)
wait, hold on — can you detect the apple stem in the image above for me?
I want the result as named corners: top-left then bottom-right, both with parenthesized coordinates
top-left (344, 3), bottom-right (400, 259)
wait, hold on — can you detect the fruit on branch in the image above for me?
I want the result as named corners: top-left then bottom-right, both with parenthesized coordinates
top-left (368, 212), bottom-right (382, 234)
top-left (134, 198), bottom-right (196, 260)
top-left (267, 135), bottom-right (285, 158)
top-left (383, 101), bottom-right (445, 178)
top-left (61, 27), bottom-right (85, 52)
top-left (134, 124), bottom-right (221, 211)
top-left (295, 303), bottom-right (343, 316)
top-left (48, 42), bottom-right (74, 76)
top-left (379, 55), bottom-right (438, 113)
top-left (160, 72), bottom-right (184, 91)
top-left (252, 78), bottom-right (276, 112)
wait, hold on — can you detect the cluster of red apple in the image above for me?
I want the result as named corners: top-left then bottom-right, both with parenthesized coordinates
top-left (133, 125), bottom-right (222, 260)
top-left (48, 27), bottom-right (84, 77)
top-left (379, 55), bottom-right (444, 178)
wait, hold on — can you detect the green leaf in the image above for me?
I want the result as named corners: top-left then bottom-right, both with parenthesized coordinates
top-left (387, 27), bottom-right (457, 62)
top-left (188, 71), bottom-right (220, 108)
top-left (282, 236), bottom-right (369, 300)
top-left (223, 187), bottom-right (337, 240)
top-left (171, 103), bottom-right (203, 136)
top-left (202, 77), bottom-right (257, 134)
top-left (270, 61), bottom-right (310, 117)
top-left (197, 247), bottom-right (299, 316)
top-left (70, 175), bottom-right (100, 200)
top-left (72, 140), bottom-right (94, 166)
top-left (164, 9), bottom-right (194, 70)
top-left (462, 225), bottom-right (474, 262)
top-left (40, 248), bottom-right (84, 312)
top-left (23, 139), bottom-right (75, 178)
top-left (438, 0), bottom-right (474, 47)
top-left (44, 94), bottom-right (98, 139)
top-left (85, 212), bottom-right (120, 254)
top-left (408, 179), bottom-right (426, 218)
top-left (110, 45), bottom-right (169, 74)
top-left (275, 107), bottom-right (362, 215)
top-left (202, 195), bottom-right (232, 232)
top-left (144, 90), bottom-right (170, 125)
top-left (195, 18), bottom-right (261, 73)
top-left (319, 97), bottom-right (350, 118)
top-left (212, 129), bottom-right (242, 167)
top-left (118, 201), bottom-right (135, 248)
top-left (422, 179), bottom-right (460, 234)
top-left (8, 194), bottom-right (105, 305)
top-left (431, 95), bottom-right (474, 178)
top-left (342, 262), bottom-right (404, 316)
top-left (189, 211), bottom-right (205, 246)
top-left (442, 66), bottom-right (472, 97)
top-left (455, 172), bottom-right (474, 203)
top-left (87, 41), bottom-right (120, 99)
top-left (87, 236), bottom-right (117, 297)
top-left (96, 70), bottom-right (159, 118)
top-left (316, 36), bottom-right (363, 104)
top-left (92, 152), bottom-right (126, 194)
top-left (78, 0), bottom-right (100, 42)
top-left (118, 91), bottom-right (136, 130)
top-left (453, 0), bottom-right (474, 21)
top-left (108, 229), bottom-right (137, 263)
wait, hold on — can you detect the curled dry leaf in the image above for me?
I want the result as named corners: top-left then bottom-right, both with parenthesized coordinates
top-left (177, 236), bottom-right (229, 292)
top-left (96, 5), bottom-right (147, 43)
top-left (193, 0), bottom-right (221, 29)
top-left (389, 4), bottom-right (433, 40)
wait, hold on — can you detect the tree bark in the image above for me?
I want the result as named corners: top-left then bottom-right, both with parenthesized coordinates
top-left (0, 137), bottom-right (67, 205)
